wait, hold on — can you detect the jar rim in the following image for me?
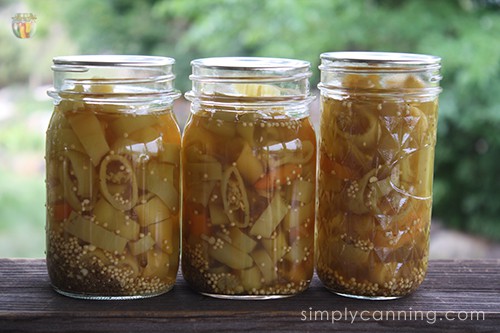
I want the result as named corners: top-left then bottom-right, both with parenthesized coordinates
top-left (320, 52), bottom-right (441, 66)
top-left (320, 52), bottom-right (441, 75)
top-left (187, 57), bottom-right (312, 106)
top-left (52, 55), bottom-right (175, 70)
top-left (49, 55), bottom-right (179, 100)
top-left (191, 57), bottom-right (310, 71)
top-left (189, 57), bottom-right (312, 84)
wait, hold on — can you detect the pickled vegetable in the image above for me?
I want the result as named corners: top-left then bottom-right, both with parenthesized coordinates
top-left (182, 86), bottom-right (316, 297)
top-left (316, 73), bottom-right (438, 298)
top-left (45, 83), bottom-right (181, 297)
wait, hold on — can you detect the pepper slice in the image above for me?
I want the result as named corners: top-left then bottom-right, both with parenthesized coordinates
top-left (221, 166), bottom-right (250, 227)
top-left (99, 154), bottom-right (138, 211)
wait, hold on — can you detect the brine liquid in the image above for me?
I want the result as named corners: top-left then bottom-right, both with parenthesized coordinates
top-left (316, 76), bottom-right (438, 298)
top-left (46, 100), bottom-right (180, 298)
top-left (181, 110), bottom-right (316, 297)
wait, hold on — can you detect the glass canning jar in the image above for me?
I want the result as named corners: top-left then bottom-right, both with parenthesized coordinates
top-left (316, 52), bottom-right (442, 299)
top-left (182, 57), bottom-right (316, 299)
top-left (46, 55), bottom-right (181, 299)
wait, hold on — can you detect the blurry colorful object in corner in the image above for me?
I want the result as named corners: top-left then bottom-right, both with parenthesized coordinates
top-left (12, 13), bottom-right (37, 39)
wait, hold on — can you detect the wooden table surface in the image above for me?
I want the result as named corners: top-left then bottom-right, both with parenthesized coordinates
top-left (0, 259), bottom-right (498, 332)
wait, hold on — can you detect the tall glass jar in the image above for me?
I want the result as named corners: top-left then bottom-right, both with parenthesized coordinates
top-left (182, 57), bottom-right (316, 299)
top-left (316, 52), bottom-right (442, 299)
top-left (46, 55), bottom-right (181, 299)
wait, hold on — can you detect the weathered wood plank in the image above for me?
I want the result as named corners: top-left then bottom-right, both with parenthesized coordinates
top-left (0, 259), bottom-right (498, 332)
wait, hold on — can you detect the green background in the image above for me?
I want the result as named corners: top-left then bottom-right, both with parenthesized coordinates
top-left (0, 0), bottom-right (499, 257)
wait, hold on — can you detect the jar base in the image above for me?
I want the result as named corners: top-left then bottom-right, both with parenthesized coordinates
top-left (329, 289), bottom-right (403, 301)
top-left (200, 292), bottom-right (297, 300)
top-left (51, 285), bottom-right (173, 300)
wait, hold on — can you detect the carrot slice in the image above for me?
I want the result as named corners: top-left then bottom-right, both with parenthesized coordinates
top-left (288, 219), bottom-right (314, 243)
top-left (52, 201), bottom-right (72, 221)
top-left (283, 261), bottom-right (312, 284)
top-left (320, 156), bottom-right (359, 180)
top-left (186, 203), bottom-right (209, 237)
top-left (254, 164), bottom-right (302, 190)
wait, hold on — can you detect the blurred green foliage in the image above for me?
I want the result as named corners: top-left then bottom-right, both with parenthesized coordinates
top-left (0, 167), bottom-right (45, 257)
top-left (48, 0), bottom-right (500, 239)
top-left (0, 0), bottom-right (499, 258)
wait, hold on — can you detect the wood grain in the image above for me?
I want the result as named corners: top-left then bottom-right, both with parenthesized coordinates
top-left (0, 259), bottom-right (498, 332)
